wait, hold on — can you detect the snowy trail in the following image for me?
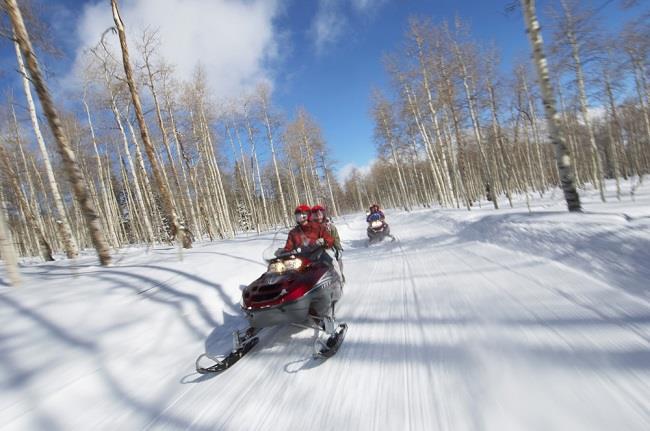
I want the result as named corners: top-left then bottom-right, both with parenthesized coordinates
top-left (2, 188), bottom-right (650, 430)
top-left (153, 214), bottom-right (650, 431)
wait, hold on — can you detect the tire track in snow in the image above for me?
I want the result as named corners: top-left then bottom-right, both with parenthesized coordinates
top-left (461, 242), bottom-right (650, 345)
top-left (448, 242), bottom-right (650, 426)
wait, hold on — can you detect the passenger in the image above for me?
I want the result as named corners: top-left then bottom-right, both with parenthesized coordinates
top-left (283, 204), bottom-right (334, 252)
top-left (311, 205), bottom-right (345, 283)
top-left (310, 205), bottom-right (341, 253)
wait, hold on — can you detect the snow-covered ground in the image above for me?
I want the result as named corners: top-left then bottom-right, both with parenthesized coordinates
top-left (1, 180), bottom-right (650, 430)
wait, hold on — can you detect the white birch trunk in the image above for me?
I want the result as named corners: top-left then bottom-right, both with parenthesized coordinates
top-left (521, 0), bottom-right (581, 211)
top-left (260, 94), bottom-right (289, 225)
top-left (6, 0), bottom-right (111, 264)
top-left (244, 111), bottom-right (269, 226)
top-left (0, 197), bottom-right (21, 286)
top-left (14, 40), bottom-right (78, 258)
top-left (111, 0), bottom-right (186, 250)
top-left (562, 6), bottom-right (605, 200)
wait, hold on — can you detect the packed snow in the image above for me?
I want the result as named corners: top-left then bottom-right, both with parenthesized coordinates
top-left (1, 180), bottom-right (649, 430)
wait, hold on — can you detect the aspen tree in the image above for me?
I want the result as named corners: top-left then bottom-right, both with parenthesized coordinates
top-left (5, 0), bottom-right (111, 264)
top-left (110, 0), bottom-right (187, 248)
top-left (166, 91), bottom-right (200, 233)
top-left (243, 100), bottom-right (269, 227)
top-left (372, 92), bottom-right (410, 210)
top-left (257, 84), bottom-right (289, 225)
top-left (0, 145), bottom-right (53, 261)
top-left (90, 42), bottom-right (156, 244)
top-left (139, 31), bottom-right (189, 227)
top-left (622, 20), bottom-right (650, 181)
top-left (600, 42), bottom-right (624, 199)
top-left (521, 0), bottom-right (581, 211)
top-left (80, 85), bottom-right (122, 245)
top-left (554, 0), bottom-right (606, 201)
top-left (450, 20), bottom-right (498, 209)
top-left (13, 38), bottom-right (78, 258)
top-left (485, 55), bottom-right (514, 207)
top-left (0, 194), bottom-right (20, 286)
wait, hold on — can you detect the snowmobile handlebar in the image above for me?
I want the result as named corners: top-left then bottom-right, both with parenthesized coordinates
top-left (272, 244), bottom-right (325, 261)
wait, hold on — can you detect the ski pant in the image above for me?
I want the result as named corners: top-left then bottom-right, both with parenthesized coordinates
top-left (325, 248), bottom-right (344, 282)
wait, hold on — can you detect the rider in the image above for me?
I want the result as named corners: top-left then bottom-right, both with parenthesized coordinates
top-left (366, 204), bottom-right (385, 222)
top-left (310, 205), bottom-right (341, 252)
top-left (366, 203), bottom-right (395, 241)
top-left (283, 204), bottom-right (334, 252)
top-left (311, 204), bottom-right (345, 282)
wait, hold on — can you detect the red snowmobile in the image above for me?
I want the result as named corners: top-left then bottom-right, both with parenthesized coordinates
top-left (196, 239), bottom-right (347, 374)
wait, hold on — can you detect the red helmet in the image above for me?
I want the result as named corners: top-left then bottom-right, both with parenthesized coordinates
top-left (294, 204), bottom-right (311, 214)
top-left (310, 204), bottom-right (326, 222)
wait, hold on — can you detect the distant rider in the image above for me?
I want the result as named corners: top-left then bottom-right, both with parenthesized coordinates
top-left (366, 204), bottom-right (385, 222)
top-left (366, 203), bottom-right (395, 241)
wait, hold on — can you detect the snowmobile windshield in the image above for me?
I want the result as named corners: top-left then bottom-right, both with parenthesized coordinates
top-left (261, 229), bottom-right (323, 262)
top-left (262, 229), bottom-right (290, 261)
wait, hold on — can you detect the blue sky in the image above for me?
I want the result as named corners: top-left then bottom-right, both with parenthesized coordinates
top-left (0, 0), bottom-right (640, 180)
top-left (273, 0), bottom-right (638, 179)
top-left (273, 0), bottom-right (533, 176)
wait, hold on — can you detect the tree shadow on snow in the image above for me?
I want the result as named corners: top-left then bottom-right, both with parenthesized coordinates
top-left (453, 212), bottom-right (650, 303)
top-left (180, 310), bottom-right (251, 383)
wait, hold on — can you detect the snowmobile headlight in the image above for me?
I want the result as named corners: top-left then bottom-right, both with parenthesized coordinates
top-left (268, 261), bottom-right (286, 273)
top-left (283, 257), bottom-right (303, 271)
top-left (371, 220), bottom-right (383, 228)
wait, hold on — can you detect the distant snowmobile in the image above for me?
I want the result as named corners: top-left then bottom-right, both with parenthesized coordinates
top-left (367, 213), bottom-right (395, 245)
top-left (195, 238), bottom-right (347, 374)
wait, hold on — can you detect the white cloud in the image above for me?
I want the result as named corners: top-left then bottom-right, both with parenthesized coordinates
top-left (67, 0), bottom-right (282, 99)
top-left (311, 0), bottom-right (346, 54)
top-left (351, 0), bottom-right (388, 12)
top-left (310, 0), bottom-right (389, 53)
top-left (586, 105), bottom-right (606, 121)
top-left (337, 159), bottom-right (375, 183)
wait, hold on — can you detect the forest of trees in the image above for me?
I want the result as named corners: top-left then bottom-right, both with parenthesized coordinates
top-left (0, 0), bottom-right (648, 274)
top-left (361, 0), bottom-right (649, 213)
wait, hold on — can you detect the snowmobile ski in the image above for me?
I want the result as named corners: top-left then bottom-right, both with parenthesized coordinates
top-left (315, 323), bottom-right (348, 358)
top-left (196, 336), bottom-right (259, 374)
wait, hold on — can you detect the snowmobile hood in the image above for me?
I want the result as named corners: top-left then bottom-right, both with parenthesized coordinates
top-left (242, 261), bottom-right (330, 309)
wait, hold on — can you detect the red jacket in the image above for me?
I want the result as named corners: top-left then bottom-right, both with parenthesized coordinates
top-left (284, 221), bottom-right (334, 251)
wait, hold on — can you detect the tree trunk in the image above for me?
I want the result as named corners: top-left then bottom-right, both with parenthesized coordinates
top-left (143, 54), bottom-right (190, 228)
top-left (260, 94), bottom-right (289, 225)
top-left (453, 41), bottom-right (499, 209)
top-left (320, 152), bottom-right (339, 216)
top-left (520, 70), bottom-right (547, 194)
top-left (521, 0), bottom-right (581, 211)
top-left (561, 0), bottom-right (605, 201)
top-left (0, 196), bottom-right (21, 286)
top-left (166, 96), bottom-right (199, 234)
top-left (487, 79), bottom-right (514, 207)
top-left (110, 0), bottom-right (187, 249)
top-left (0, 146), bottom-right (54, 261)
top-left (244, 110), bottom-right (269, 227)
top-left (603, 72), bottom-right (622, 199)
top-left (6, 0), bottom-right (111, 264)
top-left (14, 39), bottom-right (79, 258)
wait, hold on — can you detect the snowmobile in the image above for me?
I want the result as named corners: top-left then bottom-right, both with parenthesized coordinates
top-left (195, 238), bottom-right (347, 374)
top-left (367, 213), bottom-right (395, 245)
